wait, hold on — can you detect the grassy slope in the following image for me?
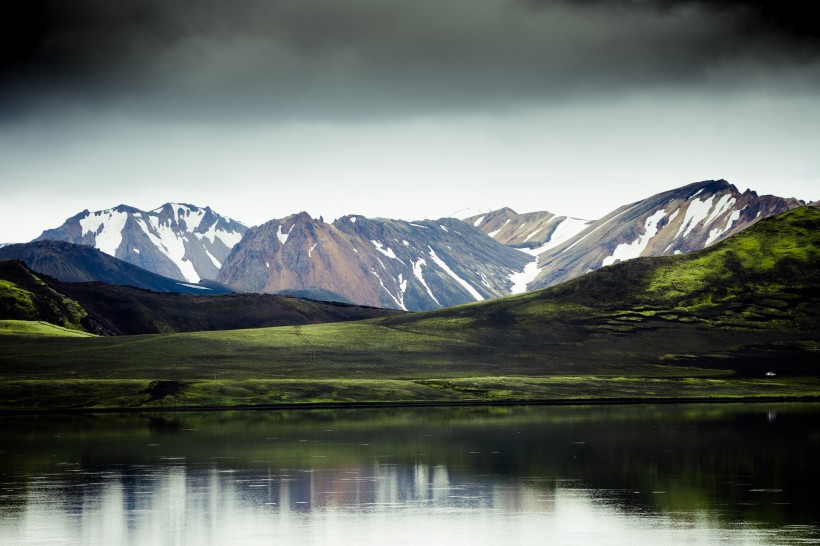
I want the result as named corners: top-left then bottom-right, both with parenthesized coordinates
top-left (0, 260), bottom-right (90, 331)
top-left (1, 208), bottom-right (818, 410)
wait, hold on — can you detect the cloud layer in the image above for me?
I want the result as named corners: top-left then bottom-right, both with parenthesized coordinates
top-left (3, 0), bottom-right (819, 122)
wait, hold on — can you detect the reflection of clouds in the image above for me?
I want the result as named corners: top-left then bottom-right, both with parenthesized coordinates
top-left (0, 462), bottom-right (794, 545)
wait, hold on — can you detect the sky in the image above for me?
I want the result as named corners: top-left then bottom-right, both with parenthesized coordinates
top-left (1, 0), bottom-right (819, 241)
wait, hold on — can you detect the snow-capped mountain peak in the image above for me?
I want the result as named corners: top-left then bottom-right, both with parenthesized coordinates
top-left (528, 179), bottom-right (804, 290)
top-left (36, 203), bottom-right (248, 283)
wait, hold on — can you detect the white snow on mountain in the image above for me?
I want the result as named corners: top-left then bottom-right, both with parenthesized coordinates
top-left (39, 203), bottom-right (248, 284)
top-left (508, 258), bottom-right (540, 295)
top-left (79, 209), bottom-right (129, 256)
top-left (277, 224), bottom-right (294, 245)
top-left (412, 258), bottom-right (441, 306)
top-left (704, 207), bottom-right (744, 246)
top-left (428, 247), bottom-right (484, 301)
top-left (601, 209), bottom-right (667, 267)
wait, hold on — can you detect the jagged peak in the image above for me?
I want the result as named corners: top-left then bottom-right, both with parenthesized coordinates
top-left (152, 202), bottom-right (202, 213)
top-left (679, 179), bottom-right (736, 197)
top-left (495, 206), bottom-right (518, 216)
top-left (105, 204), bottom-right (141, 214)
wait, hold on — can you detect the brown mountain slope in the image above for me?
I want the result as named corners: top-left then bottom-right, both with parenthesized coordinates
top-left (218, 212), bottom-right (530, 310)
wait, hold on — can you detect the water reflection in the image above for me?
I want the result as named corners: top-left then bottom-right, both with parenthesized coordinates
top-left (1, 404), bottom-right (818, 544)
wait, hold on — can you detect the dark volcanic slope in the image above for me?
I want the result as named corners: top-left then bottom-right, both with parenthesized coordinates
top-left (45, 279), bottom-right (400, 335)
top-left (0, 240), bottom-right (234, 295)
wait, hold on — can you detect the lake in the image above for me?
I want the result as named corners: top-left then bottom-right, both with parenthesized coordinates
top-left (1, 403), bottom-right (818, 544)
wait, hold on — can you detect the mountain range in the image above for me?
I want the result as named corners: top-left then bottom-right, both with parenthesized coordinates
top-left (217, 213), bottom-right (530, 310)
top-left (14, 179), bottom-right (808, 310)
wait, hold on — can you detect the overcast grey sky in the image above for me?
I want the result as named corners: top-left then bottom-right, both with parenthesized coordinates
top-left (1, 0), bottom-right (818, 241)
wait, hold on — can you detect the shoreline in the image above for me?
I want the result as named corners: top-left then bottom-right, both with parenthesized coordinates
top-left (3, 394), bottom-right (819, 416)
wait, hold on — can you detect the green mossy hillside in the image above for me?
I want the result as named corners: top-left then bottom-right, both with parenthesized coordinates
top-left (0, 260), bottom-right (90, 332)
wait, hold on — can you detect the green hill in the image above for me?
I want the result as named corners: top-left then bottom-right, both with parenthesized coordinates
top-left (0, 260), bottom-right (92, 332)
top-left (1, 208), bottom-right (817, 410)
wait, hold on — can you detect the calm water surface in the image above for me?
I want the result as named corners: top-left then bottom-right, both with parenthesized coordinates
top-left (1, 403), bottom-right (818, 545)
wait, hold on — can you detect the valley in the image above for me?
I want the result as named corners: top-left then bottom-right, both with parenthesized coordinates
top-left (1, 206), bottom-right (817, 411)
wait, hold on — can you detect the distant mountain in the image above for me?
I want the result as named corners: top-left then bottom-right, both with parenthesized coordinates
top-left (528, 179), bottom-right (804, 290)
top-left (0, 240), bottom-right (234, 295)
top-left (217, 212), bottom-right (531, 311)
top-left (465, 208), bottom-right (594, 249)
top-left (36, 203), bottom-right (247, 283)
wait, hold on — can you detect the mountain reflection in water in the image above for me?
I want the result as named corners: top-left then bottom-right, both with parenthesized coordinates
top-left (1, 404), bottom-right (818, 544)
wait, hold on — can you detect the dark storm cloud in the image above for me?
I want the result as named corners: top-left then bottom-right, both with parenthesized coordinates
top-left (1, 0), bottom-right (818, 122)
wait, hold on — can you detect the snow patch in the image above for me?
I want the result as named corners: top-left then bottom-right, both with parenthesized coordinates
top-left (487, 219), bottom-right (511, 239)
top-left (370, 268), bottom-right (406, 310)
top-left (205, 248), bottom-right (222, 269)
top-left (402, 240), bottom-right (410, 246)
top-left (601, 209), bottom-right (667, 267)
top-left (703, 195), bottom-right (736, 228)
top-left (195, 221), bottom-right (243, 249)
top-left (397, 273), bottom-right (408, 310)
top-left (428, 247), bottom-right (484, 301)
top-left (266, 262), bottom-right (270, 268)
top-left (705, 207), bottom-right (744, 246)
top-left (308, 243), bottom-right (318, 258)
top-left (371, 240), bottom-right (403, 262)
top-left (139, 217), bottom-right (200, 283)
top-left (439, 224), bottom-right (449, 232)
top-left (177, 206), bottom-right (207, 232)
top-left (133, 248), bottom-right (140, 254)
top-left (176, 283), bottom-right (212, 291)
top-left (538, 217), bottom-right (592, 252)
top-left (277, 224), bottom-right (295, 245)
top-left (677, 195), bottom-right (716, 239)
top-left (473, 216), bottom-right (486, 227)
top-left (79, 209), bottom-right (129, 256)
top-left (509, 258), bottom-right (539, 294)
top-left (412, 258), bottom-right (441, 306)
top-left (523, 226), bottom-right (545, 242)
top-left (565, 206), bottom-right (637, 253)
top-left (410, 223), bottom-right (428, 229)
